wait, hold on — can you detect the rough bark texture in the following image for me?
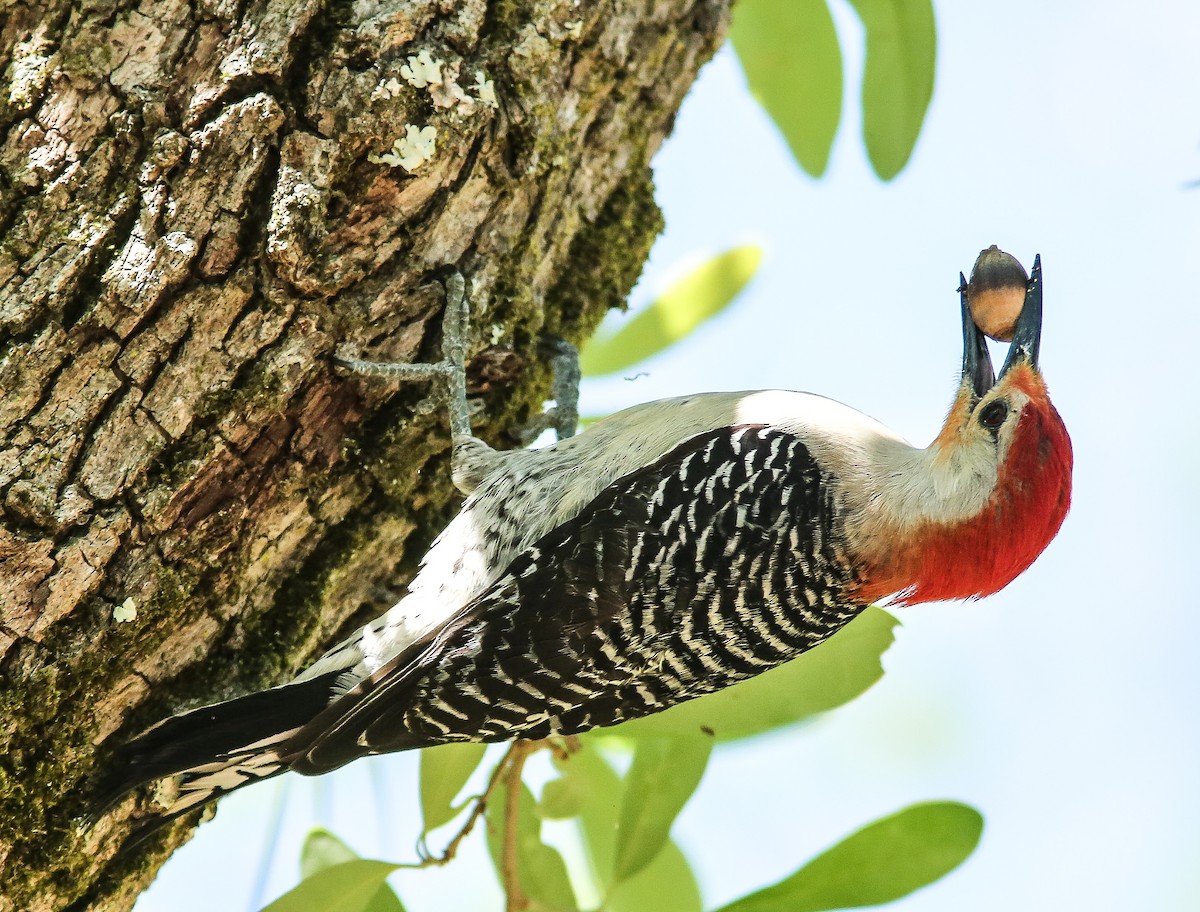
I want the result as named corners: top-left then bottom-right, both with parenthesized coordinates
top-left (0, 0), bottom-right (731, 909)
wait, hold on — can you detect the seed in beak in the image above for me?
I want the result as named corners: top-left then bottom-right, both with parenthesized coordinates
top-left (967, 245), bottom-right (1028, 342)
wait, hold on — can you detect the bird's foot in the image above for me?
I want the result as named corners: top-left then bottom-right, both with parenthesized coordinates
top-left (335, 271), bottom-right (499, 494)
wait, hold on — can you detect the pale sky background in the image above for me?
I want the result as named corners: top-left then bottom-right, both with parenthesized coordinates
top-left (138, 1), bottom-right (1200, 909)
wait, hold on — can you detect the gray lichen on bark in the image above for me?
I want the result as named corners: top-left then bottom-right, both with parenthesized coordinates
top-left (0, 0), bottom-right (731, 908)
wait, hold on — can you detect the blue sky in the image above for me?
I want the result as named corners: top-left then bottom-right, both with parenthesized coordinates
top-left (139, 2), bottom-right (1200, 909)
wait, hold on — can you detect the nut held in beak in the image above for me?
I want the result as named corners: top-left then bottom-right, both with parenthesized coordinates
top-left (967, 245), bottom-right (1029, 342)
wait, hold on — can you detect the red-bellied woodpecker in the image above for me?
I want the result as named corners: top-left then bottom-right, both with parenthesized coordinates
top-left (102, 258), bottom-right (1072, 833)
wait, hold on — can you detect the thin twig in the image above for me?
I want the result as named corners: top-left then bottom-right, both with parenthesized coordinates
top-left (396, 744), bottom-right (515, 870)
top-left (502, 741), bottom-right (536, 912)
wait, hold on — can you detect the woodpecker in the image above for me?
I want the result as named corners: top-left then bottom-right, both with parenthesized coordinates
top-left (102, 259), bottom-right (1071, 833)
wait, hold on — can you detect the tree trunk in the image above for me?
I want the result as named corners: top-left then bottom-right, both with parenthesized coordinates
top-left (0, 1), bottom-right (730, 908)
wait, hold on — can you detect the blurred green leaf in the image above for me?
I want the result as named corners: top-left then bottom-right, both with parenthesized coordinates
top-left (361, 883), bottom-right (406, 912)
top-left (259, 860), bottom-right (403, 912)
top-left (419, 742), bottom-right (487, 833)
top-left (301, 828), bottom-right (359, 878)
top-left (845, 0), bottom-right (937, 180)
top-left (730, 0), bottom-right (843, 177)
top-left (580, 245), bottom-right (762, 377)
top-left (716, 802), bottom-right (983, 912)
top-left (612, 736), bottom-right (712, 885)
top-left (561, 747), bottom-right (620, 887)
top-left (605, 607), bottom-right (897, 742)
top-left (560, 745), bottom-right (702, 912)
top-left (485, 778), bottom-right (578, 911)
top-left (539, 766), bottom-right (588, 820)
top-left (610, 838), bottom-right (703, 912)
top-left (296, 830), bottom-right (406, 912)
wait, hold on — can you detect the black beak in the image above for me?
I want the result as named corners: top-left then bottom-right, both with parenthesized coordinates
top-left (999, 253), bottom-right (1042, 377)
top-left (959, 272), bottom-right (995, 398)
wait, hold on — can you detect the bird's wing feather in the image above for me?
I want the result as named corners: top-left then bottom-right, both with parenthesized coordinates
top-left (284, 424), bottom-right (860, 775)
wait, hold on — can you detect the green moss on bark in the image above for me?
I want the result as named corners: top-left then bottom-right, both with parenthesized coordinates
top-left (549, 163), bottom-right (664, 338)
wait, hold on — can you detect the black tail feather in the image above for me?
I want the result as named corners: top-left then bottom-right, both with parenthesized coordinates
top-left (96, 670), bottom-right (341, 816)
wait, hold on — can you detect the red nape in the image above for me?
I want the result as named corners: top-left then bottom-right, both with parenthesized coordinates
top-left (858, 398), bottom-right (1073, 607)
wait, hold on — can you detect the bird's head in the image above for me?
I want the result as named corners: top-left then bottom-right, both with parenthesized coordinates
top-left (857, 256), bottom-right (1073, 606)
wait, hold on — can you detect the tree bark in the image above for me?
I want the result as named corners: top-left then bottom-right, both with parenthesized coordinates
top-left (0, 0), bottom-right (730, 909)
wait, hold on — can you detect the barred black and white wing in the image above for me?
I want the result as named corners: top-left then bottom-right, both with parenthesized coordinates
top-left (283, 424), bottom-right (865, 775)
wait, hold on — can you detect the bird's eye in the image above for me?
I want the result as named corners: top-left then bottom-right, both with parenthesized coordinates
top-left (978, 400), bottom-right (1009, 431)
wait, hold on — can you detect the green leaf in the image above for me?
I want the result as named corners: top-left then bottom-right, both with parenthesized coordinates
top-left (296, 830), bottom-right (406, 912)
top-left (730, 0), bottom-right (843, 177)
top-left (560, 746), bottom-right (621, 887)
top-left (539, 768), bottom-right (588, 820)
top-left (419, 742), bottom-right (487, 833)
top-left (579, 245), bottom-right (762, 377)
top-left (606, 607), bottom-right (898, 742)
top-left (559, 745), bottom-right (702, 912)
top-left (845, 0), bottom-right (937, 180)
top-left (359, 882), bottom-right (406, 912)
top-left (612, 736), bottom-right (712, 885)
top-left (301, 828), bottom-right (360, 878)
top-left (609, 839), bottom-right (703, 912)
top-left (259, 860), bottom-right (403, 912)
top-left (485, 779), bottom-right (578, 910)
top-left (716, 802), bottom-right (983, 912)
